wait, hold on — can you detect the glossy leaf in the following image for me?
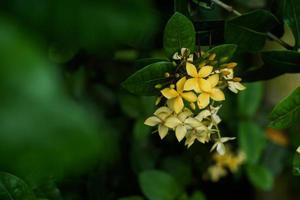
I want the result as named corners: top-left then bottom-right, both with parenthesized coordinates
top-left (163, 12), bottom-right (196, 57)
top-left (122, 61), bottom-right (174, 96)
top-left (189, 191), bottom-right (206, 200)
top-left (207, 44), bottom-right (237, 64)
top-left (139, 170), bottom-right (182, 200)
top-left (246, 165), bottom-right (274, 190)
top-left (238, 121), bottom-right (266, 164)
top-left (238, 82), bottom-right (263, 118)
top-left (225, 9), bottom-right (279, 52)
top-left (269, 86), bottom-right (300, 129)
top-left (241, 50), bottom-right (300, 82)
top-left (0, 172), bottom-right (36, 200)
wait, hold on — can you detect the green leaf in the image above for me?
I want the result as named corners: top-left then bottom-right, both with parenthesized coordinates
top-left (238, 121), bottom-right (266, 164)
top-left (269, 86), bottom-right (300, 129)
top-left (139, 170), bottom-right (183, 200)
top-left (283, 0), bottom-right (300, 49)
top-left (225, 9), bottom-right (279, 52)
top-left (293, 152), bottom-right (300, 176)
top-left (238, 82), bottom-right (263, 118)
top-left (163, 12), bottom-right (196, 57)
top-left (246, 164), bottom-right (274, 190)
top-left (189, 191), bottom-right (206, 200)
top-left (122, 61), bottom-right (174, 96)
top-left (241, 50), bottom-right (300, 82)
top-left (0, 172), bottom-right (36, 200)
top-left (135, 58), bottom-right (169, 69)
top-left (207, 44), bottom-right (237, 63)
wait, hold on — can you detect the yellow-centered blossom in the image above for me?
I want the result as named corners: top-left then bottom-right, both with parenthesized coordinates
top-left (221, 68), bottom-right (246, 93)
top-left (144, 107), bottom-right (173, 139)
top-left (161, 77), bottom-right (197, 113)
top-left (184, 63), bottom-right (213, 93)
top-left (197, 74), bottom-right (225, 109)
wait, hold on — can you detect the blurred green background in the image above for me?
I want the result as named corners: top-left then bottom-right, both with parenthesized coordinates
top-left (0, 0), bottom-right (300, 200)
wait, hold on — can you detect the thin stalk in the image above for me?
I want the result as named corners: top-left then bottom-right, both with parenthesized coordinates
top-left (211, 0), bottom-right (293, 50)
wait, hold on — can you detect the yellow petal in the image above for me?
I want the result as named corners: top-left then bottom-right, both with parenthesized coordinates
top-left (185, 117), bottom-right (203, 127)
top-left (186, 62), bottom-right (198, 77)
top-left (184, 78), bottom-right (200, 93)
top-left (197, 93), bottom-right (210, 109)
top-left (181, 92), bottom-right (197, 102)
top-left (165, 116), bottom-right (182, 129)
top-left (176, 77), bottom-right (186, 93)
top-left (198, 66), bottom-right (213, 78)
top-left (178, 108), bottom-right (193, 121)
top-left (199, 78), bottom-right (212, 93)
top-left (173, 96), bottom-right (184, 113)
top-left (161, 88), bottom-right (178, 99)
top-left (154, 106), bottom-right (172, 116)
top-left (235, 82), bottom-right (246, 91)
top-left (175, 125), bottom-right (187, 142)
top-left (144, 116), bottom-right (161, 126)
top-left (210, 88), bottom-right (225, 101)
top-left (207, 74), bottom-right (219, 87)
top-left (158, 125), bottom-right (169, 139)
top-left (190, 102), bottom-right (196, 110)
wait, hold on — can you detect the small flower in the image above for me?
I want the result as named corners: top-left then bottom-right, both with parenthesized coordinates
top-left (185, 127), bottom-right (211, 148)
top-left (173, 48), bottom-right (193, 62)
top-left (228, 81), bottom-right (246, 93)
top-left (161, 77), bottom-right (197, 113)
top-left (207, 165), bottom-right (227, 182)
top-left (197, 74), bottom-right (225, 109)
top-left (184, 63), bottom-right (213, 93)
top-left (144, 106), bottom-right (173, 139)
top-left (164, 108), bottom-right (193, 142)
top-left (297, 146), bottom-right (300, 154)
top-left (210, 137), bottom-right (235, 155)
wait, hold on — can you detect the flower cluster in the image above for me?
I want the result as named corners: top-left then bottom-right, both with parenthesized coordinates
top-left (205, 148), bottom-right (246, 182)
top-left (144, 48), bottom-right (246, 154)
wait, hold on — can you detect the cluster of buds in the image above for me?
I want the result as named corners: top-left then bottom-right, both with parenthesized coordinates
top-left (144, 48), bottom-right (246, 155)
top-left (205, 148), bottom-right (246, 182)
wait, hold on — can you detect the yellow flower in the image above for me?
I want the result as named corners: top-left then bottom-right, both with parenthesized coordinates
top-left (144, 106), bottom-right (173, 139)
top-left (184, 63), bottom-right (213, 93)
top-left (197, 74), bottom-right (225, 109)
top-left (185, 127), bottom-right (210, 148)
top-left (164, 108), bottom-right (193, 142)
top-left (297, 146), bottom-right (300, 154)
top-left (161, 77), bottom-right (197, 113)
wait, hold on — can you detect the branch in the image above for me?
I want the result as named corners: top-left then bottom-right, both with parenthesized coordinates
top-left (211, 0), bottom-right (294, 50)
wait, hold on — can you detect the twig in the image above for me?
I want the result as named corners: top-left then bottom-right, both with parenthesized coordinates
top-left (211, 0), bottom-right (294, 50)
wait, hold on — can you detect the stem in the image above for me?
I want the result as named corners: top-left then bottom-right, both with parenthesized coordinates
top-left (211, 0), bottom-right (293, 50)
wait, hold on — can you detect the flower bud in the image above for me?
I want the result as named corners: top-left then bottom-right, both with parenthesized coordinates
top-left (226, 62), bottom-right (237, 68)
top-left (164, 72), bottom-right (170, 78)
top-left (209, 53), bottom-right (216, 61)
top-left (175, 73), bottom-right (180, 78)
top-left (233, 77), bottom-right (242, 82)
top-left (155, 84), bottom-right (162, 89)
top-left (170, 84), bottom-right (175, 89)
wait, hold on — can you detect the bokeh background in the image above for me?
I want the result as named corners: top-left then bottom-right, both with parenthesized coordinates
top-left (0, 0), bottom-right (300, 200)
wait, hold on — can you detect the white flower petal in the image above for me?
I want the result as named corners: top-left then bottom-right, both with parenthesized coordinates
top-left (165, 116), bottom-right (182, 129)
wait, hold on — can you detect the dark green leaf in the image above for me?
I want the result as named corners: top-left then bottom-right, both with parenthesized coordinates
top-left (225, 9), bottom-right (279, 52)
top-left (241, 50), bottom-right (300, 82)
top-left (0, 172), bottom-right (36, 200)
top-left (293, 152), bottom-right (300, 176)
top-left (238, 82), bottom-right (263, 118)
top-left (283, 0), bottom-right (300, 49)
top-left (122, 61), bottom-right (174, 96)
top-left (189, 191), bottom-right (206, 200)
top-left (246, 164), bottom-right (274, 190)
top-left (139, 170), bottom-right (182, 200)
top-left (135, 58), bottom-right (169, 69)
top-left (238, 121), bottom-right (266, 164)
top-left (163, 12), bottom-right (196, 57)
top-left (269, 86), bottom-right (300, 129)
